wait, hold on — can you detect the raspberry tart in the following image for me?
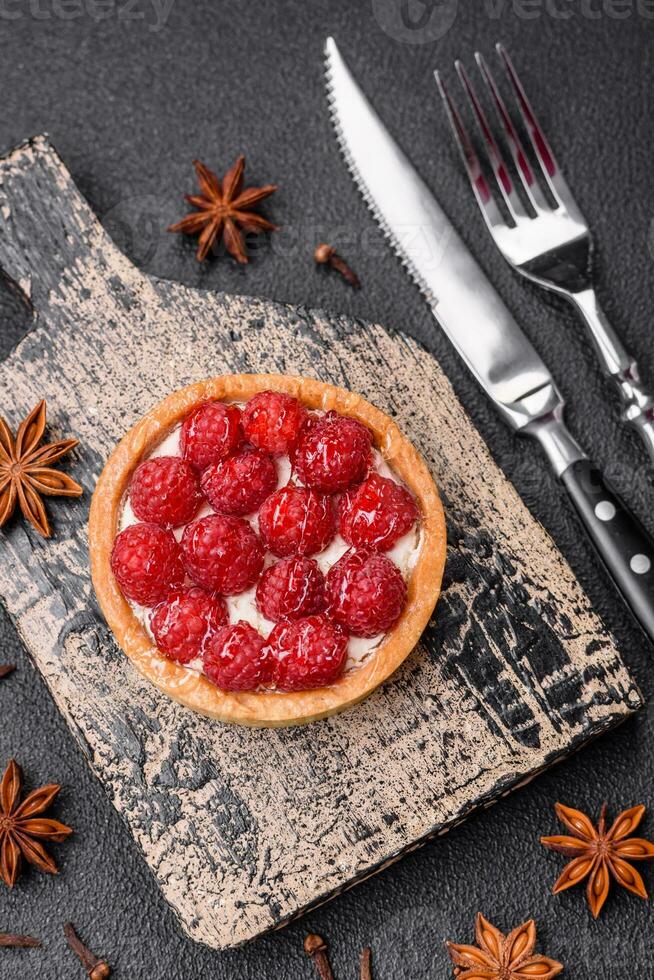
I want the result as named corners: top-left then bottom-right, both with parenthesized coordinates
top-left (89, 375), bottom-right (446, 726)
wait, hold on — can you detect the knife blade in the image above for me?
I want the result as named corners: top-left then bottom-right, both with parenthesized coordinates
top-left (324, 36), bottom-right (654, 644)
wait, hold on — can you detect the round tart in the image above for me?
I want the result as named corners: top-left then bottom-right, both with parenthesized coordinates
top-left (89, 374), bottom-right (446, 727)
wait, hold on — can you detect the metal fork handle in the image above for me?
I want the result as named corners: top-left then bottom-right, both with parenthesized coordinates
top-left (567, 288), bottom-right (654, 462)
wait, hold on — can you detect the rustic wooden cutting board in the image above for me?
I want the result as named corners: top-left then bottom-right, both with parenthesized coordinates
top-left (0, 135), bottom-right (642, 950)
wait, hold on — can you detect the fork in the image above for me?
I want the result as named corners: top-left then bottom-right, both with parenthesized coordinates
top-left (435, 44), bottom-right (654, 464)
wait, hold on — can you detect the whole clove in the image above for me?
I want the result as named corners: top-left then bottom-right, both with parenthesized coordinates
top-left (360, 946), bottom-right (373, 980)
top-left (0, 932), bottom-right (41, 948)
top-left (314, 243), bottom-right (361, 287)
top-left (63, 923), bottom-right (111, 979)
top-left (0, 665), bottom-right (16, 680)
top-left (304, 933), bottom-right (335, 980)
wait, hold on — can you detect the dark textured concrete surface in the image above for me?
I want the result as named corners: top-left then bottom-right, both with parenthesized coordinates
top-left (1, 1), bottom-right (653, 977)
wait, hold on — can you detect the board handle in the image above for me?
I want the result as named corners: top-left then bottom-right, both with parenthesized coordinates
top-left (0, 134), bottom-right (129, 310)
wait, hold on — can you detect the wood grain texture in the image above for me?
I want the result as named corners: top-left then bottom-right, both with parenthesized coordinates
top-left (0, 136), bottom-right (642, 949)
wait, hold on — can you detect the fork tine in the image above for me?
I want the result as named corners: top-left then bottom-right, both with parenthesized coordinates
top-left (474, 51), bottom-right (550, 214)
top-left (434, 70), bottom-right (507, 233)
top-left (454, 59), bottom-right (529, 224)
top-left (496, 42), bottom-right (576, 212)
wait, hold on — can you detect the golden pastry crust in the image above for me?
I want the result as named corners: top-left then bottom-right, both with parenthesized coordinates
top-left (89, 374), bottom-right (446, 727)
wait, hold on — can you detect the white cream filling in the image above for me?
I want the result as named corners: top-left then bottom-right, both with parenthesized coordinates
top-left (119, 410), bottom-right (422, 676)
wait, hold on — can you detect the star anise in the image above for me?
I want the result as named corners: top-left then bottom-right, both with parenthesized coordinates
top-left (446, 913), bottom-right (563, 979)
top-left (0, 759), bottom-right (73, 888)
top-left (168, 156), bottom-right (277, 263)
top-left (0, 400), bottom-right (83, 538)
top-left (541, 801), bottom-right (654, 918)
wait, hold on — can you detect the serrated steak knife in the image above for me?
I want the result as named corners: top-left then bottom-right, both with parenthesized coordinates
top-left (324, 36), bottom-right (654, 643)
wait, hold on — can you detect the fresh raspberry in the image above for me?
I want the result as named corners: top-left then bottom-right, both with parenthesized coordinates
top-left (326, 548), bottom-right (407, 637)
top-left (339, 473), bottom-right (419, 550)
top-left (258, 485), bottom-right (336, 557)
top-left (267, 615), bottom-right (348, 691)
top-left (180, 401), bottom-right (243, 470)
top-left (110, 523), bottom-right (185, 606)
top-left (150, 587), bottom-right (228, 664)
top-left (201, 447), bottom-right (277, 516)
top-left (242, 390), bottom-right (307, 455)
top-left (203, 621), bottom-right (272, 691)
top-left (294, 411), bottom-right (373, 493)
top-left (256, 556), bottom-right (326, 622)
top-left (287, 413), bottom-right (319, 465)
top-left (129, 455), bottom-right (202, 528)
top-left (181, 514), bottom-right (264, 594)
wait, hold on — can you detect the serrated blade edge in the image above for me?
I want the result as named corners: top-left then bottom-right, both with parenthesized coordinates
top-left (324, 39), bottom-right (435, 305)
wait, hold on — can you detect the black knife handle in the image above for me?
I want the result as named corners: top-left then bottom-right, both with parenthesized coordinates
top-left (561, 458), bottom-right (654, 642)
